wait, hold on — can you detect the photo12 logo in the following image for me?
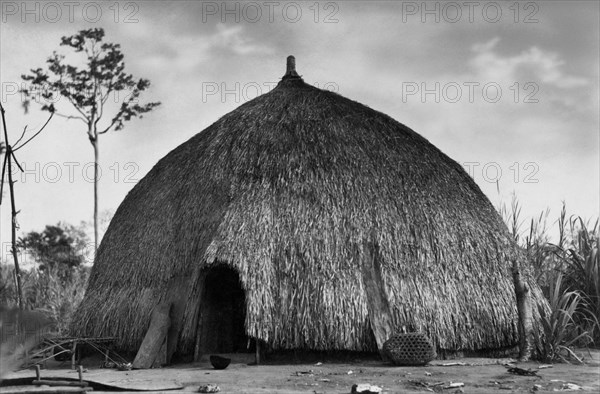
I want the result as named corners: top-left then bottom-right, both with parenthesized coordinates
top-left (0, 308), bottom-right (53, 346)
top-left (401, 81), bottom-right (539, 104)
top-left (463, 162), bottom-right (540, 184)
top-left (400, 1), bottom-right (540, 23)
top-left (1, 82), bottom-right (143, 108)
top-left (201, 81), bottom-right (339, 103)
top-left (200, 1), bottom-right (340, 23)
top-left (1, 241), bottom-right (97, 268)
top-left (8, 162), bottom-right (141, 184)
top-left (1, 1), bottom-right (140, 23)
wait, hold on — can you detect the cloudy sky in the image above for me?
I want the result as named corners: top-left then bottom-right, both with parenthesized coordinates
top-left (1, 1), bottom-right (598, 258)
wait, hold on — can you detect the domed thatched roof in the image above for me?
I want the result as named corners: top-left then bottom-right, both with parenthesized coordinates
top-left (72, 57), bottom-right (545, 355)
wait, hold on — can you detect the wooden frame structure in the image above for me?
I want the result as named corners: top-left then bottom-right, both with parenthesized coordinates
top-left (21, 336), bottom-right (117, 370)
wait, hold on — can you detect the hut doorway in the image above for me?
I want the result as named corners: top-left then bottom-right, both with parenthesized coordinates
top-left (196, 265), bottom-right (247, 355)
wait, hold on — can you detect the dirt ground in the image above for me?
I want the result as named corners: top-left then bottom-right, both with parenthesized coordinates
top-left (2, 350), bottom-right (599, 393)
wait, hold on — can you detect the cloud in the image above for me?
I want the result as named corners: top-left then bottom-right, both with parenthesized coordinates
top-left (122, 23), bottom-right (273, 74)
top-left (212, 24), bottom-right (273, 56)
top-left (469, 38), bottom-right (588, 89)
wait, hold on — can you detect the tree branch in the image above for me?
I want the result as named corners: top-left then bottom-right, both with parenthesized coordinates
top-left (98, 119), bottom-right (117, 135)
top-left (97, 83), bottom-right (113, 122)
top-left (52, 111), bottom-right (87, 124)
top-left (64, 95), bottom-right (91, 120)
top-left (14, 112), bottom-right (55, 151)
top-left (10, 151), bottom-right (24, 172)
top-left (13, 125), bottom-right (28, 147)
top-left (0, 153), bottom-right (8, 205)
top-left (100, 84), bottom-right (113, 106)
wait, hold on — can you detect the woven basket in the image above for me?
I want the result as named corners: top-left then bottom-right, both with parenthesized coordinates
top-left (383, 332), bottom-right (436, 366)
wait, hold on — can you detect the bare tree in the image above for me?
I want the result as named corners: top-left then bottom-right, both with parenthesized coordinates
top-left (1, 103), bottom-right (54, 309)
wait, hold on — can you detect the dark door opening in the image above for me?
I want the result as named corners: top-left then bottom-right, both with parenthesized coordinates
top-left (197, 265), bottom-right (247, 354)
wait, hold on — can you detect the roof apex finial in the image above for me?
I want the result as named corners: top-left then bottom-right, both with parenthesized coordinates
top-left (283, 55), bottom-right (301, 80)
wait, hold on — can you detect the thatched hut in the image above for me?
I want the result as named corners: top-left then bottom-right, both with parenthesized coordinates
top-left (72, 57), bottom-right (546, 359)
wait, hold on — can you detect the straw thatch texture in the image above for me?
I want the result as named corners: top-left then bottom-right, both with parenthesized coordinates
top-left (71, 76), bottom-right (547, 354)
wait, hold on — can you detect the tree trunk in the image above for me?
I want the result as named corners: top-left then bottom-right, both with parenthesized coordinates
top-left (512, 259), bottom-right (533, 361)
top-left (92, 138), bottom-right (99, 252)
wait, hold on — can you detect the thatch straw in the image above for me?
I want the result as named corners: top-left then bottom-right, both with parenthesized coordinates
top-left (71, 64), bottom-right (548, 355)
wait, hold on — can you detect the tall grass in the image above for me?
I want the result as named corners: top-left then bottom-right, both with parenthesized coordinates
top-left (0, 264), bottom-right (89, 334)
top-left (535, 273), bottom-right (594, 363)
top-left (557, 217), bottom-right (600, 342)
top-left (499, 197), bottom-right (556, 290)
top-left (500, 196), bottom-right (600, 360)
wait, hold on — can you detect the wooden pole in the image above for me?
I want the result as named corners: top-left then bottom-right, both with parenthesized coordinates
top-left (71, 340), bottom-right (77, 370)
top-left (255, 339), bottom-right (261, 365)
top-left (512, 259), bottom-right (533, 361)
top-left (0, 104), bottom-right (24, 310)
top-left (282, 55), bottom-right (301, 79)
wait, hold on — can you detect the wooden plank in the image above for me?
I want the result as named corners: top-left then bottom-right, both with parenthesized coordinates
top-left (32, 380), bottom-right (88, 387)
top-left (132, 302), bottom-right (171, 369)
top-left (0, 386), bottom-right (90, 393)
top-left (2, 369), bottom-right (184, 391)
top-left (361, 237), bottom-right (394, 355)
top-left (151, 337), bottom-right (168, 368)
top-left (163, 275), bottom-right (193, 364)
